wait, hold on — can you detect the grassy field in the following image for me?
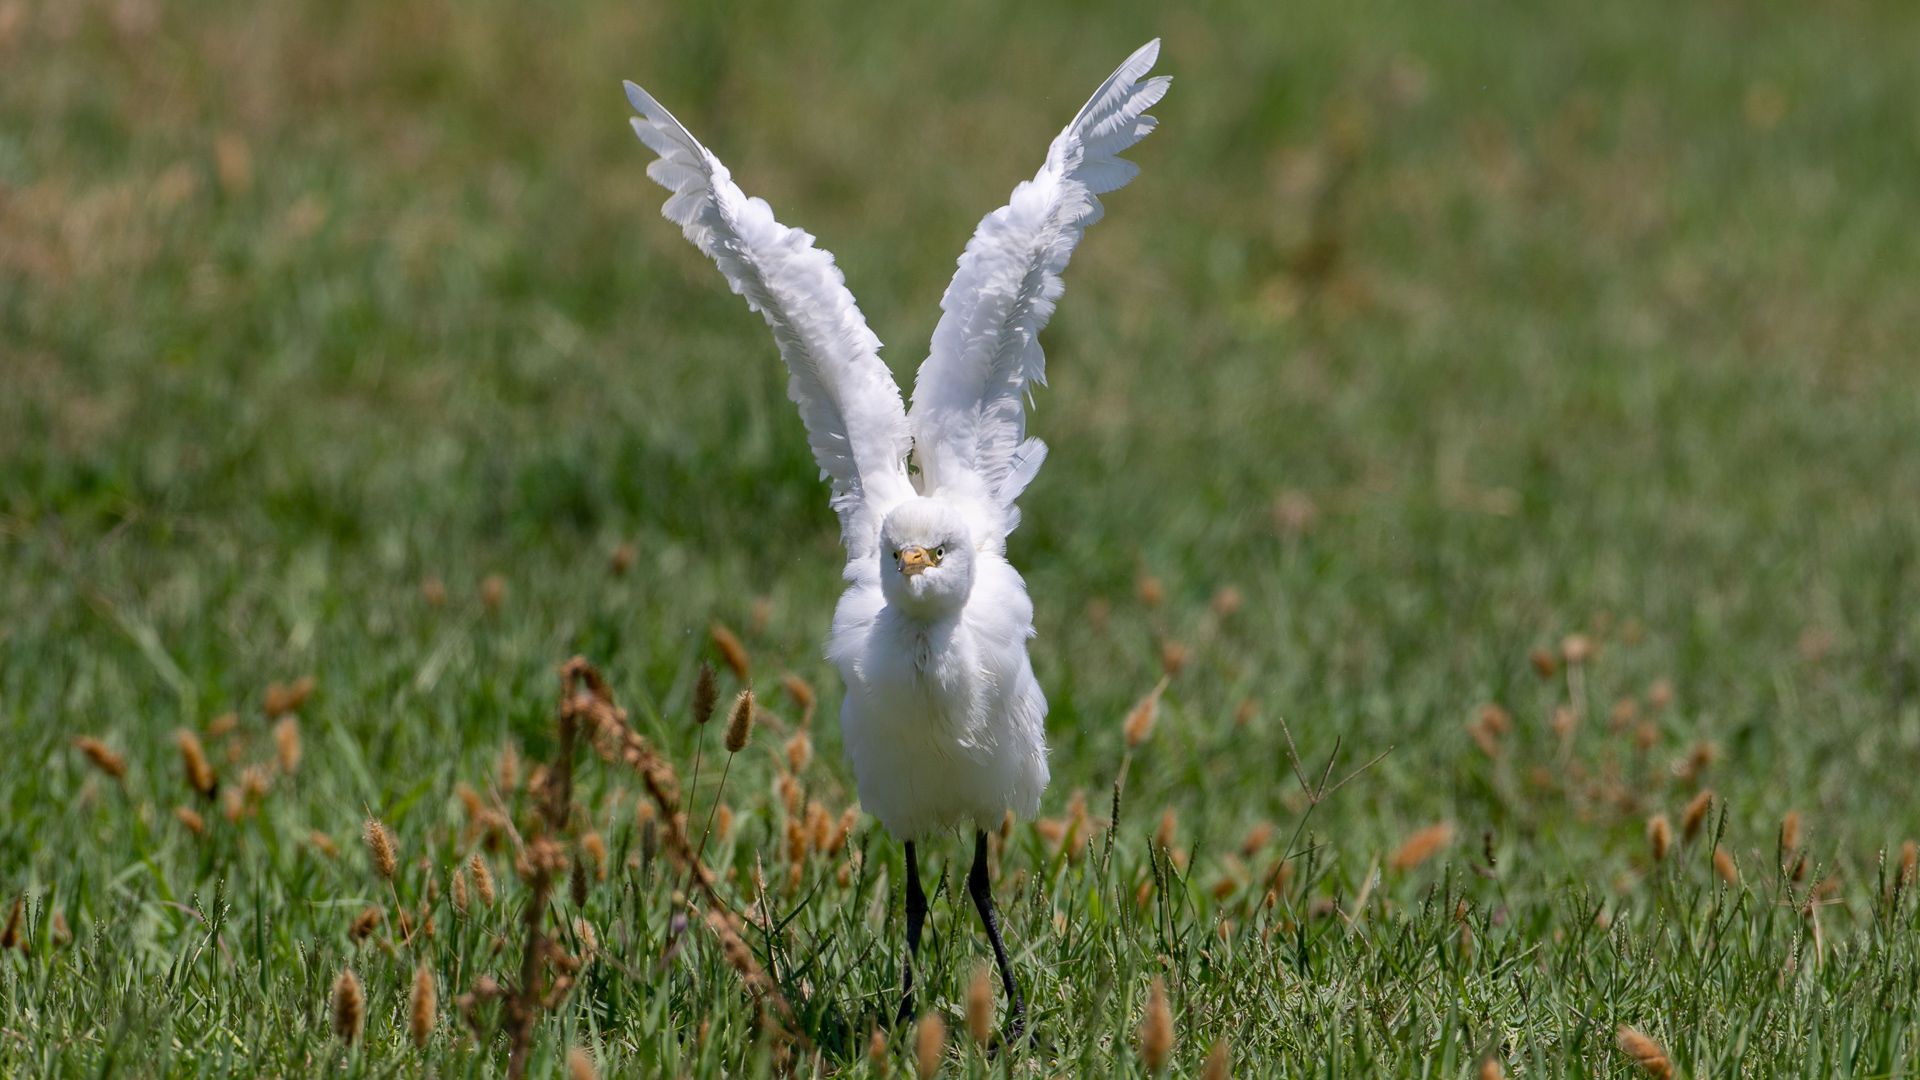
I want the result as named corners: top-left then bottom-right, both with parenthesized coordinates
top-left (8, 0), bottom-right (1920, 1074)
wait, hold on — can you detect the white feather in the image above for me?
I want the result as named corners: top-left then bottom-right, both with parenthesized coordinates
top-left (624, 44), bottom-right (1165, 839)
top-left (907, 39), bottom-right (1169, 549)
top-left (623, 81), bottom-right (916, 560)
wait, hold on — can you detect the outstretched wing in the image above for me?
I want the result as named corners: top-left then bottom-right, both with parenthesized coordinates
top-left (625, 82), bottom-right (916, 560)
top-left (906, 40), bottom-right (1168, 545)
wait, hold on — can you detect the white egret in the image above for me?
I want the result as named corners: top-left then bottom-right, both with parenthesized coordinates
top-left (624, 40), bottom-right (1168, 1036)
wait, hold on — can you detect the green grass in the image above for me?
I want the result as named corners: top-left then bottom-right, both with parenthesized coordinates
top-left (8, 0), bottom-right (1920, 1074)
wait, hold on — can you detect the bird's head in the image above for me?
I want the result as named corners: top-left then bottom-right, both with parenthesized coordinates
top-left (878, 499), bottom-right (975, 618)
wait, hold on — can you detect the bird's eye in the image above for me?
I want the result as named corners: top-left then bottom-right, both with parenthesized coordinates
top-left (891, 550), bottom-right (901, 561)
top-left (934, 546), bottom-right (945, 559)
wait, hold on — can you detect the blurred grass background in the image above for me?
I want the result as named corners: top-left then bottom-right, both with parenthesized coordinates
top-left (8, 0), bottom-right (1920, 1073)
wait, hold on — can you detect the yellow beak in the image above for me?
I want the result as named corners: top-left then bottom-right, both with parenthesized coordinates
top-left (896, 545), bottom-right (934, 577)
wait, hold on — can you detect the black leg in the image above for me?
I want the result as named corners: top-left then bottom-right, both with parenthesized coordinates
top-left (896, 840), bottom-right (928, 1025)
top-left (968, 829), bottom-right (1026, 1042)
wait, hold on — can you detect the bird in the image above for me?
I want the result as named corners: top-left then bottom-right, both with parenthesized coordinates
top-left (624, 40), bottom-right (1168, 1038)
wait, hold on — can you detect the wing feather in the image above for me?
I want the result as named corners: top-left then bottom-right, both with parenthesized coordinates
top-left (906, 40), bottom-right (1168, 545)
top-left (624, 82), bottom-right (915, 559)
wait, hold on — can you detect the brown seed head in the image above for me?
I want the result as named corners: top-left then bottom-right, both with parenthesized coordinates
top-left (609, 541), bottom-right (637, 576)
top-left (1202, 1038), bottom-right (1231, 1080)
top-left (1210, 585), bottom-right (1243, 619)
top-left (783, 672), bottom-right (817, 725)
top-left (915, 1013), bottom-right (945, 1080)
top-left (1240, 822), bottom-right (1275, 858)
top-left (451, 867), bottom-right (469, 913)
top-left (1273, 490), bottom-right (1319, 537)
top-left (272, 717), bottom-right (301, 774)
top-left (966, 962), bottom-right (994, 1046)
top-left (408, 962), bottom-right (436, 1048)
top-left (1646, 813), bottom-right (1672, 862)
top-left (222, 785), bottom-right (246, 823)
top-left (807, 801), bottom-right (833, 854)
top-left (1529, 647), bottom-right (1558, 679)
top-left (1233, 699), bottom-right (1257, 727)
top-left (497, 743), bottom-right (520, 793)
top-left (1139, 976), bottom-right (1173, 1072)
top-left (1616, 1026), bottom-right (1672, 1079)
top-left (0, 896), bottom-right (22, 952)
top-left (1478, 1057), bottom-right (1506, 1080)
top-left (583, 831), bottom-right (607, 879)
top-left (870, 1028), bottom-right (890, 1076)
top-left (1713, 846), bottom-right (1738, 885)
top-left (1390, 822), bottom-right (1454, 871)
top-left (50, 909), bottom-right (71, 948)
top-left (1561, 634), bottom-right (1594, 664)
top-left (1611, 698), bottom-right (1639, 730)
top-left (1780, 810), bottom-right (1801, 855)
top-left (174, 806), bottom-right (206, 835)
top-left (715, 803), bottom-right (736, 842)
top-left (725, 690), bottom-right (756, 753)
top-left (363, 818), bottom-right (397, 878)
top-left (1903, 840), bottom-right (1918, 885)
top-left (206, 712), bottom-right (239, 739)
top-left (710, 622), bottom-right (751, 682)
top-left (1551, 706), bottom-right (1578, 740)
top-left (480, 574), bottom-right (507, 614)
top-left (420, 575), bottom-right (447, 608)
top-left (1159, 640), bottom-right (1188, 676)
top-left (1156, 807), bottom-right (1178, 851)
top-left (1477, 703), bottom-right (1512, 736)
top-left (348, 905), bottom-right (383, 942)
top-left (307, 830), bottom-right (337, 857)
top-left (331, 968), bottom-right (365, 1042)
top-left (73, 737), bottom-right (127, 780)
top-left (1634, 722), bottom-right (1659, 752)
top-left (1647, 678), bottom-right (1674, 710)
top-left (470, 853), bottom-right (496, 907)
top-left (1124, 677), bottom-right (1171, 750)
top-left (692, 659), bottom-right (719, 726)
top-left (1137, 575), bottom-right (1165, 607)
top-left (567, 1046), bottom-right (598, 1080)
top-left (176, 729), bottom-right (216, 798)
top-left (786, 732), bottom-right (813, 774)
top-left (1681, 790), bottom-right (1714, 843)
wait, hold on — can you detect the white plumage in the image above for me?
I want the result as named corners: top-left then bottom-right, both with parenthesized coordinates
top-left (624, 41), bottom-right (1168, 842)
